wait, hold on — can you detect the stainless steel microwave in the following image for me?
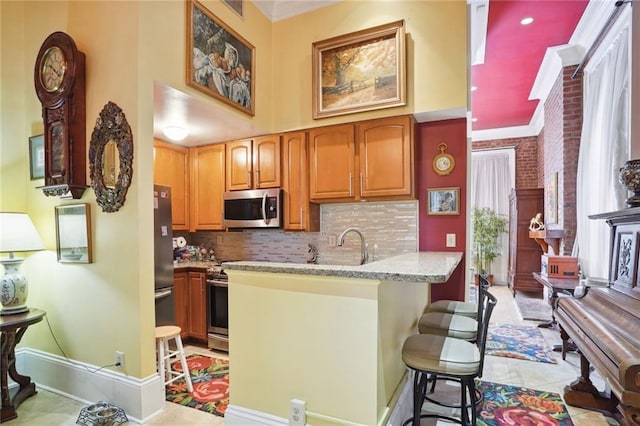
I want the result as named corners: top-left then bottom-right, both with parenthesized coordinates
top-left (223, 188), bottom-right (282, 228)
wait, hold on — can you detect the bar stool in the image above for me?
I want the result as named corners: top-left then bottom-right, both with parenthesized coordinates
top-left (155, 326), bottom-right (193, 394)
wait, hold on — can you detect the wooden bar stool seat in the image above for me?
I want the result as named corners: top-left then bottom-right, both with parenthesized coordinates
top-left (155, 326), bottom-right (193, 395)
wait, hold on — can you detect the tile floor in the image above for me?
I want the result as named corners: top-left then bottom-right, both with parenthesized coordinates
top-left (5, 284), bottom-right (616, 425)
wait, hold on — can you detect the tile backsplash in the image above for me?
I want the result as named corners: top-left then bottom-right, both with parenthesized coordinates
top-left (184, 201), bottom-right (418, 265)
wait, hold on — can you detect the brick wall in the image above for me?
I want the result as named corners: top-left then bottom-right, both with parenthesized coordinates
top-left (473, 137), bottom-right (539, 189)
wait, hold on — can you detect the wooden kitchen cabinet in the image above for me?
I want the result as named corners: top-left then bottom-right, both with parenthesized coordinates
top-left (173, 271), bottom-right (189, 339)
top-left (508, 188), bottom-right (545, 295)
top-left (226, 136), bottom-right (280, 191)
top-left (188, 271), bottom-right (207, 341)
top-left (309, 116), bottom-right (415, 202)
top-left (154, 139), bottom-right (190, 230)
top-left (309, 123), bottom-right (356, 201)
top-left (190, 144), bottom-right (225, 230)
top-left (356, 115), bottom-right (415, 199)
top-left (282, 131), bottom-right (319, 231)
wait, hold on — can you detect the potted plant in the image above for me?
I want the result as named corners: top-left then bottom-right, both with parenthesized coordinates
top-left (472, 207), bottom-right (508, 284)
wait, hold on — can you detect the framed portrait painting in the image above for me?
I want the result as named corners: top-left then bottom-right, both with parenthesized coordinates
top-left (312, 20), bottom-right (406, 119)
top-left (186, 0), bottom-right (255, 116)
top-left (427, 187), bottom-right (460, 215)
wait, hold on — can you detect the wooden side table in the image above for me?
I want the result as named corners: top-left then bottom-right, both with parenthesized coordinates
top-left (0, 309), bottom-right (46, 422)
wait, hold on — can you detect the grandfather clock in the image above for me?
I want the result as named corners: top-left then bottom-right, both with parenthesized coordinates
top-left (33, 31), bottom-right (87, 199)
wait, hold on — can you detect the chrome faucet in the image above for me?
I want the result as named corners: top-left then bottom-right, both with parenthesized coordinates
top-left (337, 227), bottom-right (368, 265)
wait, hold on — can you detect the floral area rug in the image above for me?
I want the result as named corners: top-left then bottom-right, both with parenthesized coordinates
top-left (478, 380), bottom-right (574, 425)
top-left (165, 354), bottom-right (229, 416)
top-left (486, 323), bottom-right (557, 364)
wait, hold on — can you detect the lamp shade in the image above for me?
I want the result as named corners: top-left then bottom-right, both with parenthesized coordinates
top-left (0, 213), bottom-right (45, 253)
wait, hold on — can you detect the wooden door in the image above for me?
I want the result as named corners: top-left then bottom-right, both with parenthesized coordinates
top-left (309, 124), bottom-right (355, 201)
top-left (188, 271), bottom-right (207, 340)
top-left (282, 131), bottom-right (319, 231)
top-left (253, 135), bottom-right (281, 188)
top-left (226, 139), bottom-right (252, 191)
top-left (357, 115), bottom-right (414, 199)
top-left (173, 272), bottom-right (189, 339)
top-left (153, 139), bottom-right (189, 230)
top-left (190, 144), bottom-right (225, 230)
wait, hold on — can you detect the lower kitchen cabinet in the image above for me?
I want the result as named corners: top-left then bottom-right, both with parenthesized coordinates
top-left (173, 272), bottom-right (189, 339)
top-left (188, 271), bottom-right (207, 341)
top-left (173, 270), bottom-right (207, 341)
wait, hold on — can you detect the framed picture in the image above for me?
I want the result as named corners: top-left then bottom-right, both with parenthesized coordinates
top-left (545, 172), bottom-right (558, 224)
top-left (613, 230), bottom-right (637, 288)
top-left (55, 203), bottom-right (92, 263)
top-left (312, 20), bottom-right (406, 119)
top-left (186, 0), bottom-right (255, 116)
top-left (427, 187), bottom-right (460, 215)
top-left (222, 0), bottom-right (243, 17)
top-left (29, 134), bottom-right (45, 180)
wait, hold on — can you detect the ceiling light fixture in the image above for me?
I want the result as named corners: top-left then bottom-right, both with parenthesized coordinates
top-left (163, 126), bottom-right (188, 142)
top-left (472, 117), bottom-right (478, 122)
top-left (520, 17), bottom-right (534, 25)
top-left (471, 86), bottom-right (478, 92)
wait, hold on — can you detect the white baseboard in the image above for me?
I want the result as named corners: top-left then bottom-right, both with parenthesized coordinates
top-left (17, 348), bottom-right (164, 423)
top-left (386, 372), bottom-right (413, 426)
top-left (224, 404), bottom-right (288, 425)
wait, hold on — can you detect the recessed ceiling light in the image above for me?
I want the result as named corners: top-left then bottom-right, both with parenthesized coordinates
top-left (471, 86), bottom-right (478, 92)
top-left (520, 17), bottom-right (534, 25)
top-left (163, 126), bottom-right (188, 141)
top-left (472, 117), bottom-right (478, 122)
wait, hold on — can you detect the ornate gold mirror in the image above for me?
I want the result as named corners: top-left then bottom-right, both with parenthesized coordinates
top-left (89, 101), bottom-right (133, 212)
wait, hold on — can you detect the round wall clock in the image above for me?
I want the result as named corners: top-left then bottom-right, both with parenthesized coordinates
top-left (33, 31), bottom-right (87, 199)
top-left (433, 143), bottom-right (455, 176)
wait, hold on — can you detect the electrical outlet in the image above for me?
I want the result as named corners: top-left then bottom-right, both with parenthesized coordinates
top-left (289, 399), bottom-right (306, 426)
top-left (328, 235), bottom-right (337, 247)
top-left (216, 235), bottom-right (223, 244)
top-left (115, 351), bottom-right (124, 369)
top-left (446, 233), bottom-right (456, 247)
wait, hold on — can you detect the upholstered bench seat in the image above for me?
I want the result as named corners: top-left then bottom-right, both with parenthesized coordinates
top-left (418, 312), bottom-right (477, 340)
top-left (402, 334), bottom-right (480, 376)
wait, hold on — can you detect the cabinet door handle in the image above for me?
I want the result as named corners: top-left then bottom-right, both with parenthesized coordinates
top-left (300, 207), bottom-right (304, 226)
top-left (360, 174), bottom-right (364, 197)
top-left (348, 173), bottom-right (353, 196)
top-left (255, 169), bottom-right (260, 187)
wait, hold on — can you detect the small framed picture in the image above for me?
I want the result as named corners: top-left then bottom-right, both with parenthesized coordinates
top-left (55, 203), bottom-right (92, 263)
top-left (612, 230), bottom-right (637, 288)
top-left (427, 187), bottom-right (460, 215)
top-left (29, 134), bottom-right (45, 180)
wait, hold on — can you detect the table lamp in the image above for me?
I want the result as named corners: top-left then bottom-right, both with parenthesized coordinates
top-left (0, 213), bottom-right (45, 315)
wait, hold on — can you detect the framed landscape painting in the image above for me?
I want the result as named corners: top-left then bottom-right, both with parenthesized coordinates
top-left (312, 20), bottom-right (406, 119)
top-left (186, 0), bottom-right (255, 116)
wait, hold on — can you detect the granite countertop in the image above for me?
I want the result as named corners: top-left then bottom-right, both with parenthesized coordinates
top-left (173, 260), bottom-right (218, 271)
top-left (221, 252), bottom-right (463, 283)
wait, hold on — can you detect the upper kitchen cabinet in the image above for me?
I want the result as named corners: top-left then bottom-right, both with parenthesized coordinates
top-left (226, 136), bottom-right (281, 191)
top-left (190, 144), bottom-right (225, 231)
top-left (154, 139), bottom-right (190, 230)
top-left (357, 115), bottom-right (415, 199)
top-left (282, 131), bottom-right (319, 231)
top-left (309, 123), bottom-right (356, 201)
top-left (309, 116), bottom-right (415, 202)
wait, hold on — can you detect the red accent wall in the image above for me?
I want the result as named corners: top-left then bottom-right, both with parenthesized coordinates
top-left (418, 118), bottom-right (468, 302)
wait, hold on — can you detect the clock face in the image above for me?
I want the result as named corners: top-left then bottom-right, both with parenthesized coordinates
top-left (436, 156), bottom-right (451, 171)
top-left (40, 46), bottom-right (66, 93)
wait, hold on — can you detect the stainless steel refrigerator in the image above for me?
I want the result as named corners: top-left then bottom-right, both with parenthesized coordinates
top-left (154, 185), bottom-right (175, 326)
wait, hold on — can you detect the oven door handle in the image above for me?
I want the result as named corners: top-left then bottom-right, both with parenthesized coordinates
top-left (207, 279), bottom-right (228, 288)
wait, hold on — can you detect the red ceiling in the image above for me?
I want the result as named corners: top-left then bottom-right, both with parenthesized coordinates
top-left (471, 0), bottom-right (589, 131)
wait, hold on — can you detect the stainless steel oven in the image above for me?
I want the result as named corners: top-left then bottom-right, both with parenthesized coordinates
top-left (207, 272), bottom-right (229, 352)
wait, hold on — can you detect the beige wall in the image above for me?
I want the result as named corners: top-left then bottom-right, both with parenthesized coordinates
top-left (1, 0), bottom-right (467, 386)
top-left (271, 0), bottom-right (468, 132)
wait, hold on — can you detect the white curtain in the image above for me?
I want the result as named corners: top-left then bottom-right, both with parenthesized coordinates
top-left (575, 12), bottom-right (630, 279)
top-left (471, 149), bottom-right (515, 284)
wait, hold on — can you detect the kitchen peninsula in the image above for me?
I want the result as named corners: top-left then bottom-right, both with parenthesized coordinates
top-left (222, 251), bottom-right (463, 426)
